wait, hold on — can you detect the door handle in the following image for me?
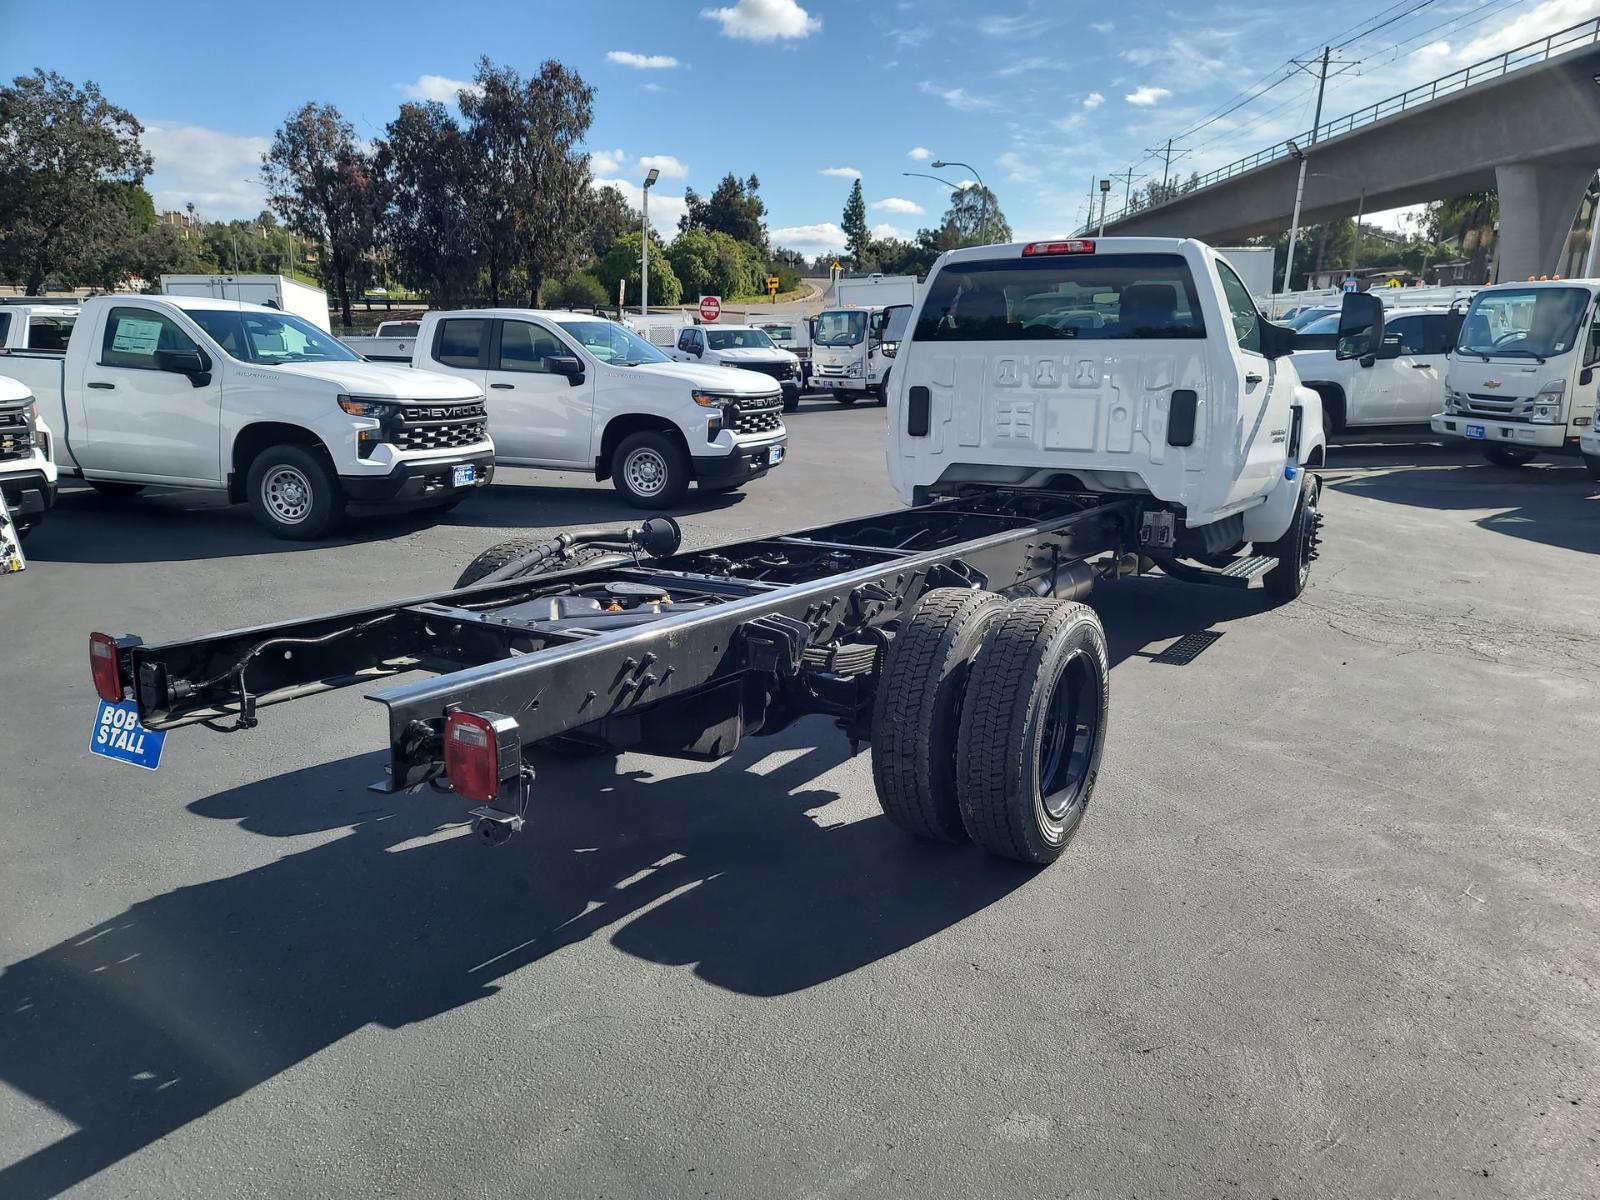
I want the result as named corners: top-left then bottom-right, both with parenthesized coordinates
top-left (490, 383), bottom-right (514, 390)
top-left (87, 381), bottom-right (115, 390)
top-left (1409, 363), bottom-right (1432, 369)
top-left (1245, 372), bottom-right (1263, 385)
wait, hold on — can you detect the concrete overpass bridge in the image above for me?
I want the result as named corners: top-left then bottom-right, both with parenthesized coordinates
top-left (1088, 18), bottom-right (1600, 282)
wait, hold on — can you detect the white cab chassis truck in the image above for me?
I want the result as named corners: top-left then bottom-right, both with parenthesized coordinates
top-left (97, 237), bottom-right (1381, 869)
top-left (809, 274), bottom-right (921, 405)
top-left (411, 310), bottom-right (787, 508)
top-left (1430, 279), bottom-right (1600, 474)
top-left (3, 294), bottom-right (493, 539)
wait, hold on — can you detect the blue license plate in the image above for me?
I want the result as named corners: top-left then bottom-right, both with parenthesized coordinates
top-left (769, 445), bottom-right (785, 465)
top-left (90, 700), bottom-right (166, 771)
top-left (452, 464), bottom-right (476, 487)
top-left (1465, 424), bottom-right (1486, 440)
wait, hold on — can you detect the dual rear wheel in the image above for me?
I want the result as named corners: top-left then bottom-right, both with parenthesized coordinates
top-left (870, 588), bottom-right (1110, 865)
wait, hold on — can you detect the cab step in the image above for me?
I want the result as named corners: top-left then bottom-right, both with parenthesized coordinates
top-left (1151, 553), bottom-right (1276, 590)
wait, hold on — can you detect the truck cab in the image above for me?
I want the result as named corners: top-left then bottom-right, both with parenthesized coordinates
top-left (883, 236), bottom-right (1365, 569)
top-left (668, 323), bottom-right (802, 411)
top-left (1432, 280), bottom-right (1600, 470)
top-left (413, 310), bottom-right (787, 507)
top-left (809, 306), bottom-right (896, 403)
top-left (1293, 305), bottom-right (1459, 431)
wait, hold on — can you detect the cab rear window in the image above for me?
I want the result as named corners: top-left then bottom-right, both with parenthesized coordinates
top-left (914, 253), bottom-right (1207, 342)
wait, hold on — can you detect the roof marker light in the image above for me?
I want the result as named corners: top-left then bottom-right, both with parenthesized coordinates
top-left (1023, 240), bottom-right (1096, 256)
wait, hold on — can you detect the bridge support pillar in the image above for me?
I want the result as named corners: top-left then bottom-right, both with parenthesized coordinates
top-left (1494, 162), bottom-right (1594, 281)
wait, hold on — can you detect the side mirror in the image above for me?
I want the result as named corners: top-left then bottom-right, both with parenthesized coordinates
top-left (1580, 366), bottom-right (1594, 387)
top-left (807, 318), bottom-right (818, 341)
top-left (548, 355), bottom-right (585, 386)
top-left (155, 348), bottom-right (211, 386)
top-left (1335, 291), bottom-right (1385, 361)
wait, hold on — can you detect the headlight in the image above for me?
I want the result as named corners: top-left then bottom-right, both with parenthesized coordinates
top-left (846, 360), bottom-right (863, 377)
top-left (1529, 401), bottom-right (1563, 423)
top-left (1443, 388), bottom-right (1464, 413)
top-left (690, 390), bottom-right (738, 409)
top-left (337, 395), bottom-right (400, 419)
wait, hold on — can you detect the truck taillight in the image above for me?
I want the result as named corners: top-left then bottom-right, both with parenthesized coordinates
top-left (1023, 239), bottom-right (1094, 256)
top-left (444, 710), bottom-right (519, 803)
top-left (90, 632), bottom-right (123, 702)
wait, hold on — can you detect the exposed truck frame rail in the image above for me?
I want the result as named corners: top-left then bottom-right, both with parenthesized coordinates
top-left (102, 491), bottom-right (1157, 849)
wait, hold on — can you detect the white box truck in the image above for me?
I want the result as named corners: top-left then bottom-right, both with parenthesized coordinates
top-left (160, 274), bottom-right (331, 333)
top-left (810, 275), bottom-right (922, 405)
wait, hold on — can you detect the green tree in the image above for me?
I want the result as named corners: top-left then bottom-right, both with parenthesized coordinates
top-left (938, 184), bottom-right (1010, 246)
top-left (680, 173), bottom-right (767, 252)
top-left (598, 231), bottom-right (681, 307)
top-left (460, 57), bottom-right (595, 307)
top-left (547, 271), bottom-right (609, 309)
top-left (842, 179), bottom-right (870, 271)
top-left (378, 100), bottom-right (482, 308)
top-left (0, 70), bottom-right (152, 293)
top-left (262, 102), bottom-right (389, 329)
top-left (581, 184), bottom-right (641, 265)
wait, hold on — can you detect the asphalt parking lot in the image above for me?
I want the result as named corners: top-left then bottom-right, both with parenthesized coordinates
top-left (3, 401), bottom-right (1598, 1199)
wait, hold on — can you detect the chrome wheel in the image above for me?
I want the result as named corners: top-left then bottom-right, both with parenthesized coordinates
top-left (623, 447), bottom-right (669, 498)
top-left (261, 464), bottom-right (313, 524)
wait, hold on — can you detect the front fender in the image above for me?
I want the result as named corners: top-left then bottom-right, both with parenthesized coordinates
top-left (1293, 384), bottom-right (1327, 468)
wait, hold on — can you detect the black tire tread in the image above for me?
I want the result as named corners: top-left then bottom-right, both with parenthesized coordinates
top-left (957, 599), bottom-right (1107, 863)
top-left (871, 588), bottom-right (1007, 843)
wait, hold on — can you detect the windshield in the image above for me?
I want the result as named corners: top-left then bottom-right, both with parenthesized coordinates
top-left (190, 309), bottom-right (359, 364)
top-left (1455, 288), bottom-right (1591, 360)
top-left (914, 253), bottom-right (1206, 341)
top-left (706, 328), bottom-right (777, 351)
top-left (756, 324), bottom-right (794, 342)
top-left (1298, 313), bottom-right (1341, 336)
top-left (553, 318), bottom-right (669, 366)
top-left (815, 310), bottom-right (867, 347)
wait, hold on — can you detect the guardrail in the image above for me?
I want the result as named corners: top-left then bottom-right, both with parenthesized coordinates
top-left (1090, 15), bottom-right (1600, 229)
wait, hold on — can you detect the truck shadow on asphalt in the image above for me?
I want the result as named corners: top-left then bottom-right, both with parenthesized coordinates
top-left (0, 584), bottom-right (1258, 1198)
top-left (1328, 462), bottom-right (1600, 556)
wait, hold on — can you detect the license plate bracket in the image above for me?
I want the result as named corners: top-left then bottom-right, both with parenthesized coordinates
top-left (90, 700), bottom-right (166, 771)
top-left (1464, 424), bottom-right (1486, 440)
top-left (452, 464), bottom-right (476, 487)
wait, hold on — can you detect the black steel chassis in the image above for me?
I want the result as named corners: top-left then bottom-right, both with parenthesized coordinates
top-left (116, 490), bottom-right (1146, 840)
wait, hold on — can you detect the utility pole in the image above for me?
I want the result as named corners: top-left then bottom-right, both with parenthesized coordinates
top-left (1109, 167), bottom-right (1139, 213)
top-left (1283, 45), bottom-right (1345, 294)
top-left (1144, 139), bottom-right (1190, 200)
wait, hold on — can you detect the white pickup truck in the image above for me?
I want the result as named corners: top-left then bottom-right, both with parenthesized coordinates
top-left (884, 236), bottom-right (1376, 597)
top-left (342, 319), bottom-right (420, 363)
top-left (0, 294), bottom-right (494, 539)
top-left (1291, 306), bottom-right (1458, 431)
top-left (1431, 279), bottom-right (1600, 472)
top-left (0, 371), bottom-right (57, 541)
top-left (411, 309), bottom-right (787, 508)
top-left (667, 323), bottom-right (803, 411)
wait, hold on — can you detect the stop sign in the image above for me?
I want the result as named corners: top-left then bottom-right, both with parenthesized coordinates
top-left (699, 295), bottom-right (721, 323)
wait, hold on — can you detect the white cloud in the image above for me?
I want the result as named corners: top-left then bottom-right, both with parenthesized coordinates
top-left (1091, 21), bottom-right (1113, 32)
top-left (870, 222), bottom-right (910, 240)
top-left (919, 81), bottom-right (997, 111)
top-left (143, 123), bottom-right (273, 221)
top-left (399, 74), bottom-right (481, 104)
top-left (592, 178), bottom-right (687, 235)
top-left (1083, 92), bottom-right (1105, 109)
top-left (871, 197), bottom-right (924, 215)
top-left (997, 151), bottom-right (1040, 184)
top-left (606, 50), bottom-right (680, 69)
top-left (701, 0), bottom-right (821, 41)
top-left (589, 147), bottom-right (628, 176)
top-left (907, 146), bottom-right (933, 161)
top-left (643, 82), bottom-right (666, 93)
top-left (770, 222), bottom-right (846, 253)
top-left (638, 154), bottom-right (689, 179)
top-left (977, 14), bottom-right (1026, 35)
top-left (1125, 85), bottom-right (1172, 106)
top-left (820, 166), bottom-right (861, 179)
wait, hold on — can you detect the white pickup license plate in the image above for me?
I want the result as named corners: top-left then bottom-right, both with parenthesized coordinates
top-left (768, 445), bottom-right (785, 466)
top-left (1465, 424), bottom-right (1486, 440)
top-left (452, 464), bottom-right (477, 487)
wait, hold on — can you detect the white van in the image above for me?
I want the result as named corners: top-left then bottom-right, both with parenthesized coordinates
top-left (413, 310), bottom-right (787, 507)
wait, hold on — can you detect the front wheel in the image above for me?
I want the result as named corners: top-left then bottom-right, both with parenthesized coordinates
top-left (1263, 475), bottom-right (1321, 600)
top-left (245, 444), bottom-right (345, 540)
top-left (612, 430), bottom-right (690, 509)
top-left (835, 392), bottom-right (859, 407)
top-left (1482, 444), bottom-right (1537, 467)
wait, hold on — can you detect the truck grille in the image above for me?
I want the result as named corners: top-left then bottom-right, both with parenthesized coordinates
top-left (0, 406), bottom-right (33, 463)
top-left (815, 361), bottom-right (847, 377)
top-left (391, 401), bottom-right (488, 451)
top-left (1462, 393), bottom-right (1527, 421)
top-left (732, 397), bottom-right (784, 435)
top-left (738, 360), bottom-right (796, 383)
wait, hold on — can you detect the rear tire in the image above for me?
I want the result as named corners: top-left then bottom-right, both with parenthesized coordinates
top-left (88, 481), bottom-right (146, 498)
top-left (455, 538), bottom-right (620, 588)
top-left (836, 393), bottom-right (859, 407)
top-left (871, 588), bottom-right (1009, 844)
top-left (245, 443), bottom-right (344, 540)
top-left (1482, 444), bottom-right (1537, 467)
top-left (782, 393), bottom-right (800, 413)
top-left (612, 431), bottom-right (690, 509)
top-left (1584, 453), bottom-right (1600, 482)
top-left (1263, 475), bottom-right (1320, 600)
top-left (957, 599), bottom-right (1110, 864)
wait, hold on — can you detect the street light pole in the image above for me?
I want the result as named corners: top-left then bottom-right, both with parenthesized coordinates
top-left (932, 159), bottom-right (989, 242)
top-left (1097, 178), bottom-right (1111, 237)
top-left (640, 167), bottom-right (659, 317)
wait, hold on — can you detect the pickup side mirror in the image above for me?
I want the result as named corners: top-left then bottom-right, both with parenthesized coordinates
top-left (155, 348), bottom-right (212, 387)
top-left (548, 355), bottom-right (585, 386)
top-left (1335, 291), bottom-right (1385, 361)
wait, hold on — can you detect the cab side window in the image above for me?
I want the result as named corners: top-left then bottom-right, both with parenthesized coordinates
top-left (1388, 316), bottom-right (1426, 355)
top-left (434, 318), bottom-right (487, 368)
top-left (677, 328), bottom-right (696, 352)
top-left (1422, 314), bottom-right (1458, 355)
top-left (497, 321), bottom-right (570, 373)
top-left (100, 307), bottom-right (200, 370)
top-left (1215, 261), bottom-right (1261, 355)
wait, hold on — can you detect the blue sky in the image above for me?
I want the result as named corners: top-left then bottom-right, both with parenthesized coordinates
top-left (6, 0), bottom-right (1594, 254)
